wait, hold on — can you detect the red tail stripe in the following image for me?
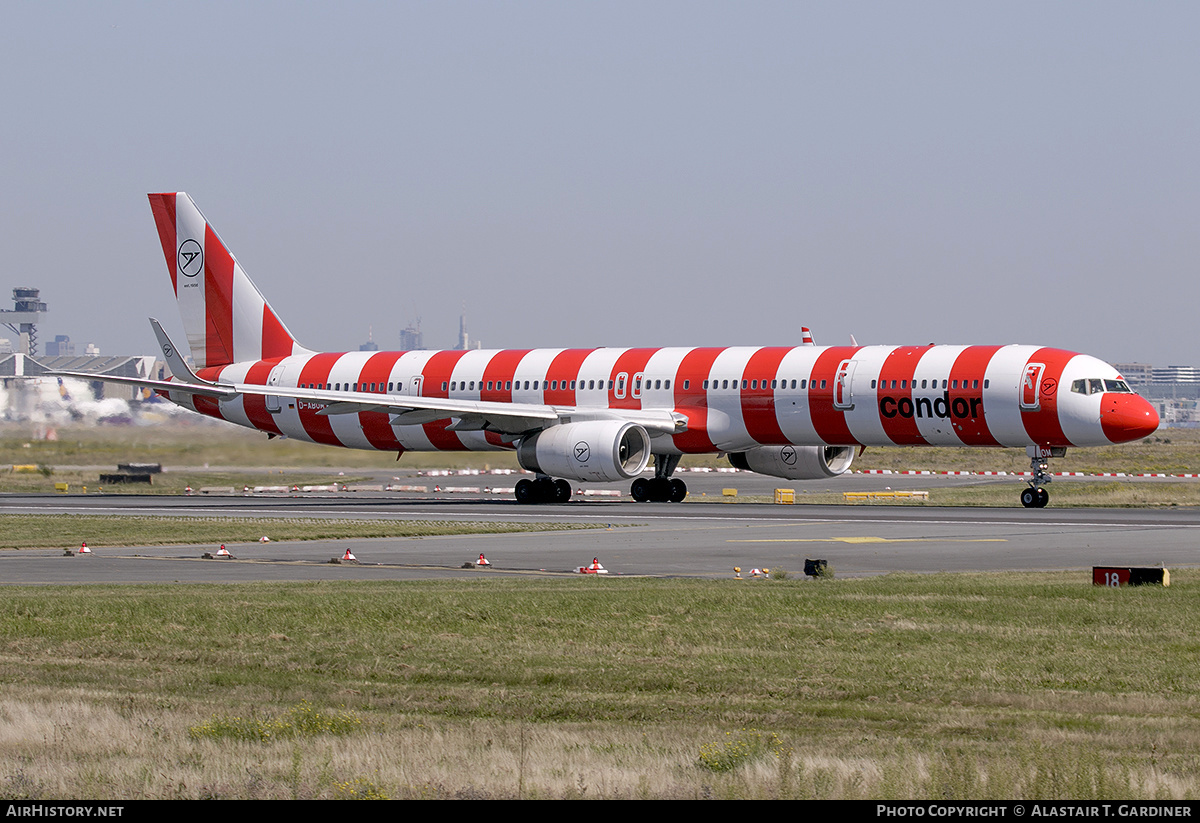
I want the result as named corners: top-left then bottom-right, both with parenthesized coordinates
top-left (203, 224), bottom-right (235, 367)
top-left (148, 194), bottom-right (178, 295)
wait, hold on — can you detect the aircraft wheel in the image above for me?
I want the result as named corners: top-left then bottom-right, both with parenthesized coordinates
top-left (669, 478), bottom-right (688, 503)
top-left (631, 477), bottom-right (650, 502)
top-left (649, 477), bottom-right (672, 502)
top-left (1036, 487), bottom-right (1050, 508)
top-left (515, 478), bottom-right (536, 504)
top-left (553, 479), bottom-right (572, 503)
top-left (1020, 487), bottom-right (1038, 508)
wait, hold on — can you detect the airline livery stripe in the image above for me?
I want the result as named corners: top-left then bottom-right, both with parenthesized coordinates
top-left (672, 347), bottom-right (724, 453)
top-left (421, 350), bottom-right (471, 450)
top-left (481, 349), bottom-right (531, 403)
top-left (296, 353), bottom-right (345, 447)
top-left (262, 305), bottom-right (294, 361)
top-left (949, 345), bottom-right (1003, 446)
top-left (148, 194), bottom-right (178, 294)
top-left (876, 345), bottom-right (931, 446)
top-left (544, 349), bottom-right (596, 406)
top-left (809, 346), bottom-right (862, 446)
top-left (609, 348), bottom-right (658, 409)
top-left (741, 347), bottom-right (792, 445)
top-left (242, 359), bottom-right (284, 436)
top-left (203, 224), bottom-right (236, 369)
top-left (1020, 347), bottom-right (1073, 447)
top-left (357, 352), bottom-right (406, 452)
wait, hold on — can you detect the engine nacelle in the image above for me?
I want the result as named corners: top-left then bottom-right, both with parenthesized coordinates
top-left (728, 445), bottom-right (855, 480)
top-left (517, 421), bottom-right (652, 482)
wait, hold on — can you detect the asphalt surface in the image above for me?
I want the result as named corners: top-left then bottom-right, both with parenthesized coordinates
top-left (1, 478), bottom-right (1196, 583)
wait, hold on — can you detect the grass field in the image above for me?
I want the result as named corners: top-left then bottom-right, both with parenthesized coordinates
top-left (2, 421), bottom-right (1197, 475)
top-left (0, 574), bottom-right (1196, 799)
top-left (1, 422), bottom-right (1197, 506)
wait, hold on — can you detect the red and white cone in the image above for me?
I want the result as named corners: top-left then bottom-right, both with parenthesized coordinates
top-left (579, 557), bottom-right (609, 574)
top-left (259, 536), bottom-right (271, 543)
top-left (78, 541), bottom-right (91, 554)
top-left (477, 553), bottom-right (491, 566)
top-left (342, 548), bottom-right (357, 562)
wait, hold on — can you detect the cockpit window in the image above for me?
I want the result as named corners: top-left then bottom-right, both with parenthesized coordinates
top-left (1072, 378), bottom-right (1135, 395)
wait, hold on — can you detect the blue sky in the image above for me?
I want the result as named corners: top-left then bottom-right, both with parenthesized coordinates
top-left (2, 2), bottom-right (1196, 365)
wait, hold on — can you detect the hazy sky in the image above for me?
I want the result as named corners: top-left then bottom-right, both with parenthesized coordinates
top-left (2, 2), bottom-right (1196, 366)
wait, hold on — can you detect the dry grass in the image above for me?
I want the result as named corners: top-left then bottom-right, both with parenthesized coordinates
top-left (2, 574), bottom-right (1199, 799)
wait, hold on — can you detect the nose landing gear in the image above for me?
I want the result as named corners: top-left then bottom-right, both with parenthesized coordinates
top-left (1021, 446), bottom-right (1064, 508)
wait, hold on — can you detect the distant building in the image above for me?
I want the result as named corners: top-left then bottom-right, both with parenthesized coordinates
top-left (45, 335), bottom-right (74, 357)
top-left (1152, 365), bottom-right (1200, 385)
top-left (399, 323), bottom-right (423, 352)
top-left (1114, 363), bottom-right (1152, 386)
top-left (359, 326), bottom-right (379, 352)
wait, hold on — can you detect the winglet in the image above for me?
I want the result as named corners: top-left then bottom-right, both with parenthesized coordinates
top-left (150, 318), bottom-right (217, 386)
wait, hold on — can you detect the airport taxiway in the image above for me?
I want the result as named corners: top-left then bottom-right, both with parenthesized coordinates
top-left (0, 490), bottom-right (1196, 584)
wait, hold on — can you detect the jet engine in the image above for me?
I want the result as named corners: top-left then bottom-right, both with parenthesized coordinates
top-left (517, 420), bottom-right (652, 483)
top-left (728, 445), bottom-right (855, 480)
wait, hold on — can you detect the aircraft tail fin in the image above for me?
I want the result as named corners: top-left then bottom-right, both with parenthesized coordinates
top-left (147, 193), bottom-right (310, 369)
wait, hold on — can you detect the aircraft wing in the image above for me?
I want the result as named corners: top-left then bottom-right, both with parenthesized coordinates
top-left (37, 367), bottom-right (686, 438)
top-left (35, 317), bottom-right (687, 438)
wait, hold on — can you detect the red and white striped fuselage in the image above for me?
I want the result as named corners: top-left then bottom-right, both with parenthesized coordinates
top-left (171, 342), bottom-right (1155, 455)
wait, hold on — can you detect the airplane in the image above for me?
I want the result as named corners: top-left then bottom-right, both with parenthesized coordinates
top-left (50, 192), bottom-right (1160, 508)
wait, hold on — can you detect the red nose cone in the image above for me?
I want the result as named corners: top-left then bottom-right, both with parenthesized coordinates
top-left (1100, 394), bottom-right (1159, 443)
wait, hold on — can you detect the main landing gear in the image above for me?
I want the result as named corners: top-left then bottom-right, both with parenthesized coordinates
top-left (630, 455), bottom-right (688, 503)
top-left (515, 476), bottom-right (572, 504)
top-left (1021, 446), bottom-right (1065, 508)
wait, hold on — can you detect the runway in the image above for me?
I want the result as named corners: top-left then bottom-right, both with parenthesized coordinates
top-left (1, 490), bottom-right (1197, 584)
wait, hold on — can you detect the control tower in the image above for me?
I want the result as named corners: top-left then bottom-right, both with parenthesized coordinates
top-left (0, 288), bottom-right (47, 356)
